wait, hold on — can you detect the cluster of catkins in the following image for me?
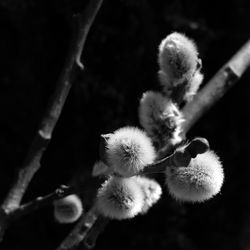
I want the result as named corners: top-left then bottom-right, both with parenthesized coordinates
top-left (53, 32), bottom-right (224, 224)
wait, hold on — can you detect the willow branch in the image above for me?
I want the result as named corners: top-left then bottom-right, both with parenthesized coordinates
top-left (56, 208), bottom-right (98, 250)
top-left (1, 0), bottom-right (103, 212)
top-left (0, 0), bottom-right (103, 242)
top-left (182, 38), bottom-right (250, 133)
top-left (56, 211), bottom-right (108, 250)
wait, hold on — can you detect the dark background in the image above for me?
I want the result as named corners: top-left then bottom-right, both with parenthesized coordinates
top-left (0, 0), bottom-right (250, 249)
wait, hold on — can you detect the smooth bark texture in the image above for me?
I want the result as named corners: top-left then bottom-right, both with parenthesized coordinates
top-left (182, 39), bottom-right (250, 133)
top-left (0, 0), bottom-right (103, 241)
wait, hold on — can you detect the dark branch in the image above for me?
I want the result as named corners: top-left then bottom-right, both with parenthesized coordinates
top-left (1, 0), bottom-right (103, 212)
top-left (0, 0), bottom-right (103, 242)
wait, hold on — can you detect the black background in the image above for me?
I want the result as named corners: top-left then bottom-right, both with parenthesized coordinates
top-left (0, 0), bottom-right (250, 249)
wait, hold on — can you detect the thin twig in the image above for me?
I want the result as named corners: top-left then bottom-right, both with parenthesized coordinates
top-left (182, 38), bottom-right (250, 133)
top-left (0, 0), bottom-right (103, 241)
top-left (10, 185), bottom-right (75, 220)
top-left (2, 0), bottom-right (103, 213)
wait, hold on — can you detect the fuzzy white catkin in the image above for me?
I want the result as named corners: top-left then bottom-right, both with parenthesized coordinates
top-left (53, 194), bottom-right (83, 223)
top-left (96, 176), bottom-right (144, 220)
top-left (165, 150), bottom-right (224, 202)
top-left (184, 70), bottom-right (204, 102)
top-left (106, 127), bottom-right (156, 177)
top-left (138, 91), bottom-right (184, 147)
top-left (136, 176), bottom-right (162, 214)
top-left (158, 32), bottom-right (198, 87)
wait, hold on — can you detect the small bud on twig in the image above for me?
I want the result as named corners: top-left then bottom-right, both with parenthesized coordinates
top-left (54, 194), bottom-right (84, 224)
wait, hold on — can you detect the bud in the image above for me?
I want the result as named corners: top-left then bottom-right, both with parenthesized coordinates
top-left (138, 91), bottom-right (184, 148)
top-left (165, 150), bottom-right (224, 202)
top-left (96, 177), bottom-right (144, 220)
top-left (53, 194), bottom-right (83, 223)
top-left (184, 70), bottom-right (204, 102)
top-left (158, 32), bottom-right (198, 87)
top-left (136, 176), bottom-right (162, 214)
top-left (106, 127), bottom-right (156, 177)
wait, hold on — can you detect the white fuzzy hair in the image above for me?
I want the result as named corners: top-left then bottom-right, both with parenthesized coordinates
top-left (96, 177), bottom-right (144, 220)
top-left (136, 176), bottom-right (162, 214)
top-left (165, 150), bottom-right (224, 202)
top-left (184, 70), bottom-right (204, 102)
top-left (53, 194), bottom-right (83, 223)
top-left (138, 91), bottom-right (184, 147)
top-left (158, 32), bottom-right (198, 87)
top-left (106, 127), bottom-right (156, 177)
top-left (92, 161), bottom-right (112, 177)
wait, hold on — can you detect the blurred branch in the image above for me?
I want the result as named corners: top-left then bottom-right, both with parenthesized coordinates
top-left (83, 216), bottom-right (109, 249)
top-left (0, 0), bottom-right (103, 241)
top-left (56, 210), bottom-right (109, 250)
top-left (182, 38), bottom-right (250, 133)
